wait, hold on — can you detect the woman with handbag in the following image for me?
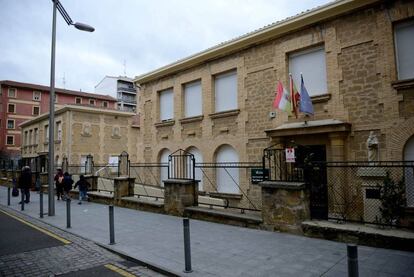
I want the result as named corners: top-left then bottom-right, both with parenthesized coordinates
top-left (18, 166), bottom-right (32, 204)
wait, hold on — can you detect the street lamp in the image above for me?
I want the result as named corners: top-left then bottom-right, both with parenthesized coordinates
top-left (48, 0), bottom-right (94, 216)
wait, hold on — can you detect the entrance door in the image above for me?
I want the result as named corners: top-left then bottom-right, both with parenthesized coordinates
top-left (297, 145), bottom-right (328, 220)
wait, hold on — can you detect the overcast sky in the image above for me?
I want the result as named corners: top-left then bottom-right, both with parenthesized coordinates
top-left (0, 0), bottom-right (331, 94)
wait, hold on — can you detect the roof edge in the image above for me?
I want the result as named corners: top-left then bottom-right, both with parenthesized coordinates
top-left (19, 105), bottom-right (136, 128)
top-left (134, 0), bottom-right (380, 84)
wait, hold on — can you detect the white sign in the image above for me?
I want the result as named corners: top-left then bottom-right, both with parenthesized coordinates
top-left (285, 148), bottom-right (295, 163)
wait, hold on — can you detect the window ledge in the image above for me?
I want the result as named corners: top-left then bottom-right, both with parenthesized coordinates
top-left (311, 93), bottom-right (331, 103)
top-left (209, 109), bottom-right (240, 119)
top-left (179, 115), bottom-right (204, 124)
top-left (392, 78), bottom-right (414, 90)
top-left (154, 119), bottom-right (175, 127)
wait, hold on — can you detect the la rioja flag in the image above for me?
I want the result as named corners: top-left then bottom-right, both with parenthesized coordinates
top-left (273, 81), bottom-right (291, 114)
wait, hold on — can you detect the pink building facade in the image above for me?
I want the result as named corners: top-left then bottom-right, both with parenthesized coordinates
top-left (0, 80), bottom-right (117, 158)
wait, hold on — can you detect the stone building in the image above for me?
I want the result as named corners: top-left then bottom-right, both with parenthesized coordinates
top-left (133, 0), bottom-right (414, 209)
top-left (20, 105), bottom-right (138, 171)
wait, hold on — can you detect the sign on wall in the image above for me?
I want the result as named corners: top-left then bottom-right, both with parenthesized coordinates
top-left (285, 148), bottom-right (295, 163)
top-left (251, 168), bottom-right (269, 184)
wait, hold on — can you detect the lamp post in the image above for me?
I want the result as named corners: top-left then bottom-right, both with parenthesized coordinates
top-left (48, 0), bottom-right (94, 216)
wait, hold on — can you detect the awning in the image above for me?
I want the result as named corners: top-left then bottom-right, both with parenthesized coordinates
top-left (264, 119), bottom-right (351, 137)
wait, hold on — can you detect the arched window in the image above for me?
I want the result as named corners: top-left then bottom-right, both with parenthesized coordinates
top-left (216, 145), bottom-right (239, 193)
top-left (159, 149), bottom-right (171, 187)
top-left (187, 146), bottom-right (203, 191)
top-left (404, 136), bottom-right (414, 207)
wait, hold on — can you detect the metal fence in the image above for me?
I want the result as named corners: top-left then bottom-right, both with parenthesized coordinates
top-left (308, 161), bottom-right (414, 228)
top-left (195, 162), bottom-right (263, 212)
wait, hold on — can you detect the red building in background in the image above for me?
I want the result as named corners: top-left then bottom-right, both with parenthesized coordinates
top-left (0, 80), bottom-right (117, 159)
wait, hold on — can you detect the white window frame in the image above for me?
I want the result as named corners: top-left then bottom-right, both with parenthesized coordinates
top-left (8, 88), bottom-right (16, 98)
top-left (33, 91), bottom-right (41, 101)
top-left (6, 135), bottom-right (14, 146)
top-left (34, 128), bottom-right (38, 145)
top-left (394, 20), bottom-right (414, 80)
top-left (45, 125), bottom-right (49, 141)
top-left (159, 88), bottom-right (174, 121)
top-left (183, 80), bottom-right (202, 118)
top-left (7, 103), bottom-right (16, 113)
top-left (214, 70), bottom-right (238, 113)
top-left (56, 121), bottom-right (62, 141)
top-left (33, 106), bottom-right (40, 116)
top-left (75, 97), bottom-right (82, 104)
top-left (6, 119), bottom-right (15, 129)
top-left (24, 131), bottom-right (28, 146)
top-left (289, 46), bottom-right (328, 97)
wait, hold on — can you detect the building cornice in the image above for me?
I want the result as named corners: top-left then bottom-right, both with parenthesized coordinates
top-left (19, 105), bottom-right (135, 128)
top-left (134, 0), bottom-right (380, 84)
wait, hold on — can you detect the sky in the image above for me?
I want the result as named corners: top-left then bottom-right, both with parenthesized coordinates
top-left (0, 0), bottom-right (332, 94)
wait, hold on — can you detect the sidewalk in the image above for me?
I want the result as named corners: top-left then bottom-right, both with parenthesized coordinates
top-left (1, 186), bottom-right (413, 277)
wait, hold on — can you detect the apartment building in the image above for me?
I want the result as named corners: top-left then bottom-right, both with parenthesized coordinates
top-left (95, 76), bottom-right (138, 112)
top-left (0, 80), bottom-right (117, 158)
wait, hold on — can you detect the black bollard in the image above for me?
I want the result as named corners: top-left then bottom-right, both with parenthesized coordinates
top-left (109, 205), bottom-right (115, 245)
top-left (347, 244), bottom-right (359, 277)
top-left (20, 190), bottom-right (24, 211)
top-left (183, 218), bottom-right (192, 273)
top-left (7, 187), bottom-right (10, 206)
top-left (39, 192), bottom-right (43, 218)
top-left (66, 198), bottom-right (71, 228)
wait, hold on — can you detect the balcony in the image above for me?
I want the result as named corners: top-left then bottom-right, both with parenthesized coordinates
top-left (117, 86), bottom-right (136, 93)
top-left (118, 97), bottom-right (136, 104)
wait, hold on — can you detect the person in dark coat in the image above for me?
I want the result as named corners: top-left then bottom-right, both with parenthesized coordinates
top-left (54, 169), bottom-right (64, 200)
top-left (74, 175), bottom-right (90, 204)
top-left (62, 172), bottom-right (74, 200)
top-left (18, 166), bottom-right (32, 203)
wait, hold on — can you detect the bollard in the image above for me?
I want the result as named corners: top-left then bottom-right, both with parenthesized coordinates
top-left (347, 244), bottom-right (359, 277)
top-left (39, 192), bottom-right (43, 218)
top-left (66, 198), bottom-right (71, 228)
top-left (109, 205), bottom-right (115, 245)
top-left (7, 187), bottom-right (10, 206)
top-left (20, 190), bottom-right (24, 211)
top-left (183, 218), bottom-right (192, 273)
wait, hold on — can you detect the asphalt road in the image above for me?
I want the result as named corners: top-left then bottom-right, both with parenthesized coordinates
top-left (0, 207), bottom-right (164, 276)
top-left (0, 210), bottom-right (63, 256)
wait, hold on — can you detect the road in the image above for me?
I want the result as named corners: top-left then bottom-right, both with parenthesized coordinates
top-left (0, 206), bottom-right (165, 277)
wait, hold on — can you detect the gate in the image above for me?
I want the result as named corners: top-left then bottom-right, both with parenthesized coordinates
top-left (263, 144), bottom-right (328, 219)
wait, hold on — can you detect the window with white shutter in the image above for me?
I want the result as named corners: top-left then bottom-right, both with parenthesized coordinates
top-left (159, 88), bottom-right (174, 121)
top-left (395, 20), bottom-right (414, 80)
top-left (184, 81), bottom-right (202, 117)
top-left (289, 46), bottom-right (327, 96)
top-left (215, 70), bottom-right (237, 112)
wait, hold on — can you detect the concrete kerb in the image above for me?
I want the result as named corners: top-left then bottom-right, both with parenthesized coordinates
top-left (0, 203), bottom-right (182, 277)
top-left (97, 243), bottom-right (184, 277)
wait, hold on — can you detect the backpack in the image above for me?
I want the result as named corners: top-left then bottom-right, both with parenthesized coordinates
top-left (64, 176), bottom-right (74, 191)
top-left (12, 187), bottom-right (19, 197)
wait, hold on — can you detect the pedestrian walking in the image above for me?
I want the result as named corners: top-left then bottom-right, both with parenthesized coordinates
top-left (63, 172), bottom-right (74, 200)
top-left (54, 168), bottom-right (64, 200)
top-left (18, 166), bottom-right (32, 204)
top-left (74, 175), bottom-right (90, 205)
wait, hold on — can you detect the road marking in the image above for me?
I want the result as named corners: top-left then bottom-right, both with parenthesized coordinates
top-left (0, 209), bottom-right (71, 245)
top-left (104, 264), bottom-right (137, 277)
